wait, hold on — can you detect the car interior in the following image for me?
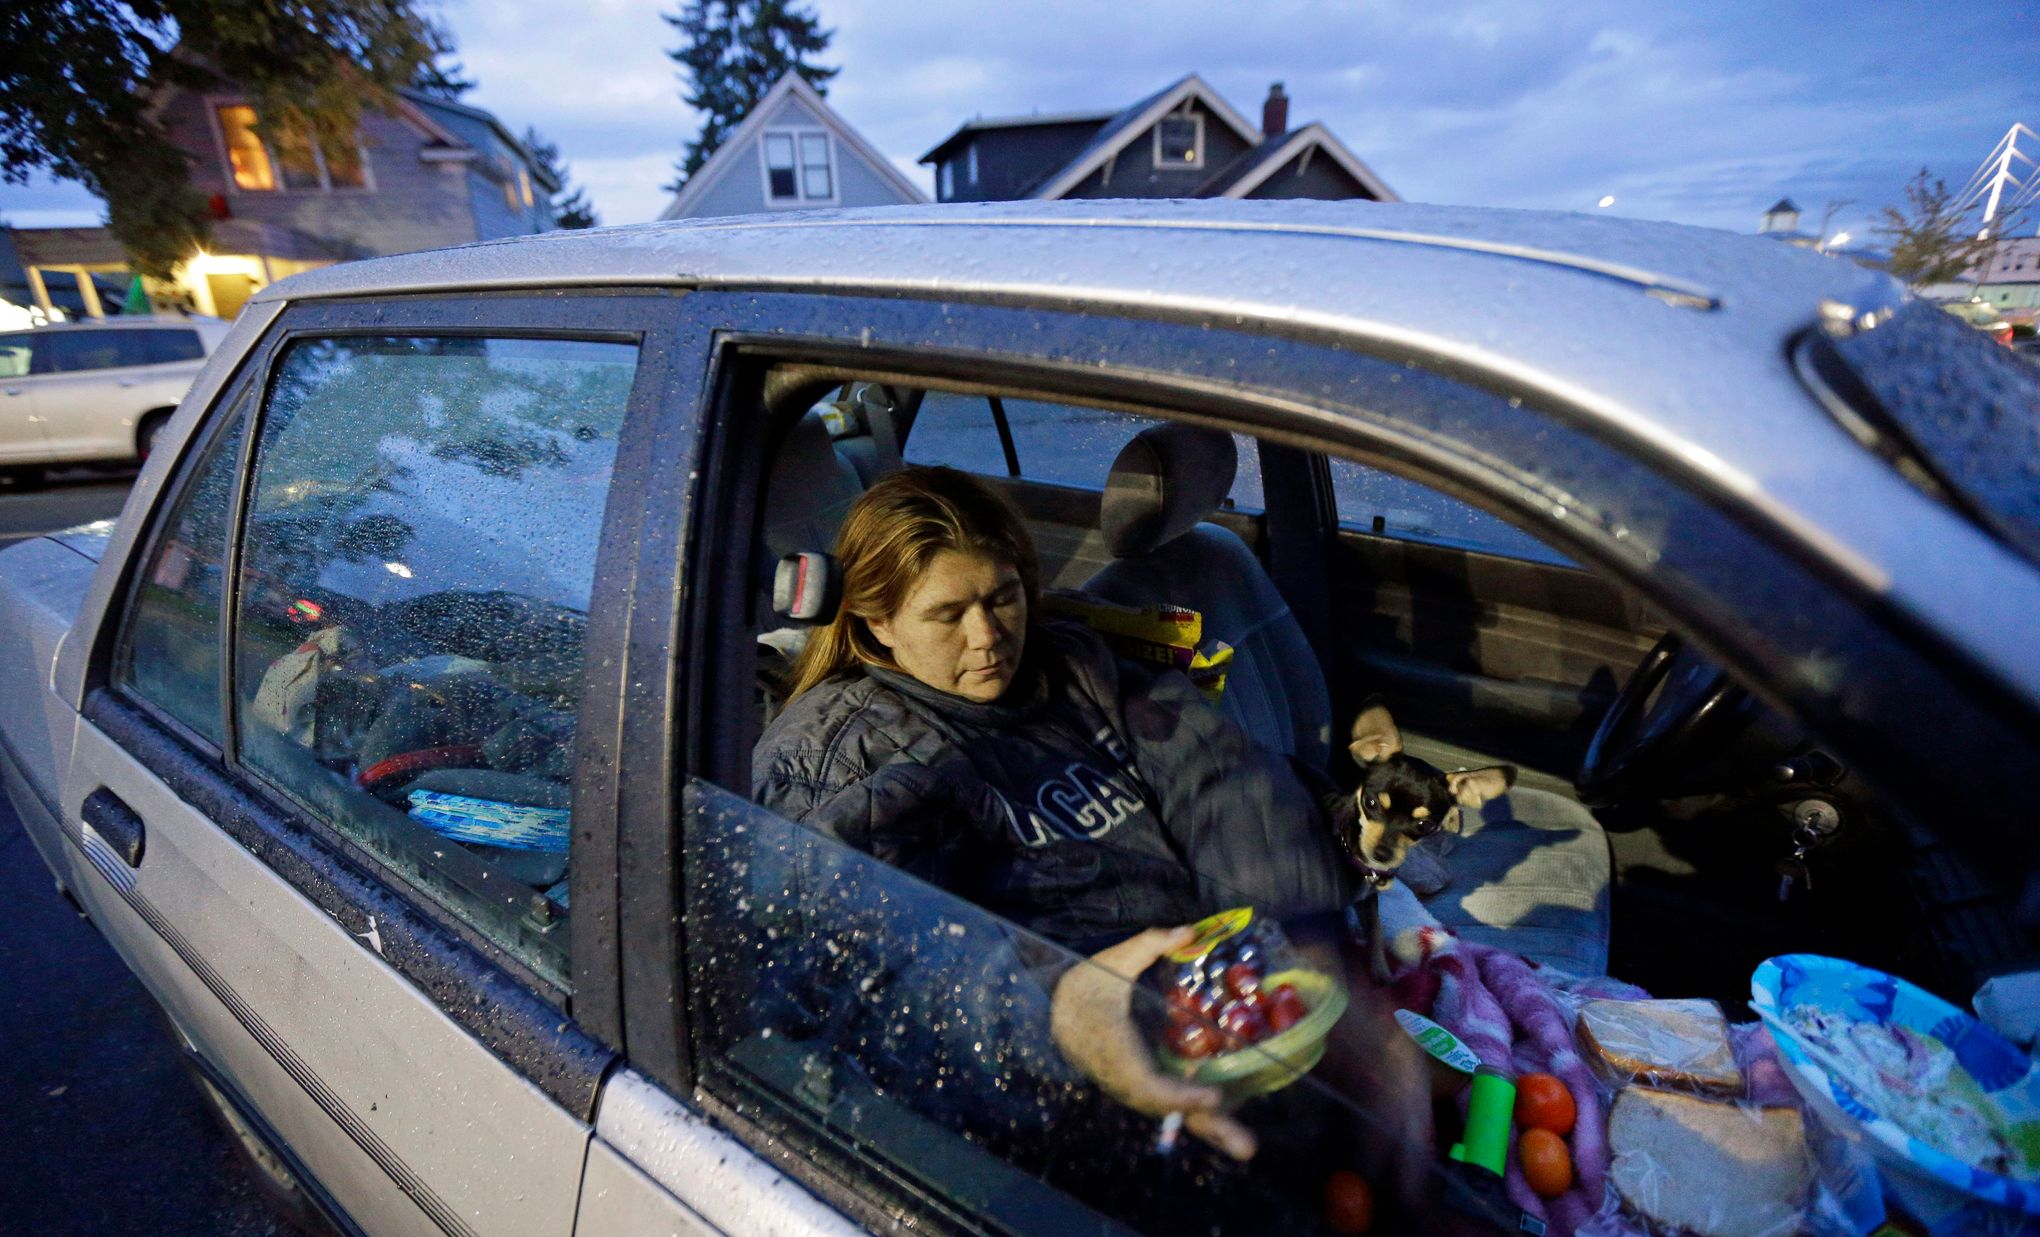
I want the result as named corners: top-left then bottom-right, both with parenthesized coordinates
top-left (689, 371), bottom-right (2023, 1237)
top-left (744, 375), bottom-right (1939, 1014)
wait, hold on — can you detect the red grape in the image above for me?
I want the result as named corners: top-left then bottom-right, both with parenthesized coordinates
top-left (1267, 985), bottom-right (1308, 1032)
top-left (1223, 962), bottom-right (1263, 999)
top-left (1218, 1000), bottom-right (1269, 1046)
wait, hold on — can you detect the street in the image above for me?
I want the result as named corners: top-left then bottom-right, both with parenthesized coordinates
top-left (0, 468), bottom-right (303, 1237)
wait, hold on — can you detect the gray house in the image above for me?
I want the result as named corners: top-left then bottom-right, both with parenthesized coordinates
top-left (921, 75), bottom-right (1396, 205)
top-left (8, 78), bottom-right (557, 321)
top-left (657, 71), bottom-right (927, 220)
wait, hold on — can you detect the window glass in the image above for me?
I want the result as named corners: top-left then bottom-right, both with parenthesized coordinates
top-left (763, 133), bottom-right (798, 199)
top-left (133, 329), bottom-right (206, 366)
top-left (1157, 116), bottom-right (1201, 166)
top-left (325, 139), bottom-right (366, 190)
top-left (905, 391), bottom-right (1264, 511)
top-left (271, 125), bottom-right (323, 191)
top-left (1329, 456), bottom-right (1574, 566)
top-left (0, 335), bottom-right (30, 379)
top-left (217, 105), bottom-right (276, 191)
top-left (39, 330), bottom-right (128, 373)
top-left (798, 133), bottom-right (831, 199)
top-left (938, 159), bottom-right (955, 201)
top-left (116, 402), bottom-right (248, 745)
top-left (687, 780), bottom-right (1445, 1235)
top-left (233, 334), bottom-right (638, 985)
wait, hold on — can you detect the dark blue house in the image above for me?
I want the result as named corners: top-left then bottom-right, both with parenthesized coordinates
top-left (920, 76), bottom-right (1396, 205)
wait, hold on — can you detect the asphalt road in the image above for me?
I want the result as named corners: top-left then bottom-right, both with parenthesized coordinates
top-left (0, 468), bottom-right (304, 1236)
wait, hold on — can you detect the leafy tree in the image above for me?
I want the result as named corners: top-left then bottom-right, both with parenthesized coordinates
top-left (411, 54), bottom-right (477, 100)
top-left (663, 0), bottom-right (835, 191)
top-left (1878, 169), bottom-right (1991, 286)
top-left (0, 0), bottom-right (447, 279)
top-left (522, 127), bottom-right (599, 229)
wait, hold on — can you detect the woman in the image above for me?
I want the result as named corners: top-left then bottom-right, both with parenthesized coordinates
top-left (754, 465), bottom-right (1375, 1161)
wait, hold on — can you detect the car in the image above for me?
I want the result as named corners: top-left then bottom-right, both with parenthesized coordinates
top-left (1936, 296), bottom-right (2016, 346)
top-left (2, 200), bottom-right (2037, 1237)
top-left (0, 315), bottom-right (232, 476)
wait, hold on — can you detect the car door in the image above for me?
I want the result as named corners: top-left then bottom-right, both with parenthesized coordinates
top-left (55, 293), bottom-right (690, 1235)
top-left (0, 330), bottom-right (53, 460)
top-left (33, 328), bottom-right (199, 460)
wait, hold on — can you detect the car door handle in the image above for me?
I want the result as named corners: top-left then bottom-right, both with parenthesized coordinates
top-left (81, 788), bottom-right (146, 868)
top-left (116, 379), bottom-right (141, 387)
top-left (2, 387), bottom-right (22, 396)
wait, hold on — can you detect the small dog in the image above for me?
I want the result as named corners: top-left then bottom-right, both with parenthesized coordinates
top-left (1335, 701), bottom-right (1516, 979)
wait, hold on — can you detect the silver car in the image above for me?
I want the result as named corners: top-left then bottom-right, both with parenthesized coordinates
top-left (0, 316), bottom-right (232, 473)
top-left (2, 201), bottom-right (2036, 1236)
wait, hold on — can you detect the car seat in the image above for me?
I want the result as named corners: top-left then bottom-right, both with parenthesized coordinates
top-left (1080, 424), bottom-right (1612, 975)
top-left (1081, 424), bottom-right (1334, 770)
top-left (756, 410), bottom-right (866, 711)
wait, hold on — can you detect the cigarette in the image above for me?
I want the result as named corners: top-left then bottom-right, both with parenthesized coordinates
top-left (1155, 1110), bottom-right (1185, 1154)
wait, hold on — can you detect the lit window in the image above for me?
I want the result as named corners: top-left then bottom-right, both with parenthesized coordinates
top-left (520, 168), bottom-right (534, 208)
top-left (966, 142), bottom-right (978, 186)
top-left (939, 159), bottom-right (955, 200)
top-left (217, 105), bottom-right (276, 191)
top-left (763, 133), bottom-right (798, 199)
top-left (799, 133), bottom-right (832, 200)
top-left (217, 102), bottom-right (364, 192)
top-left (1155, 115), bottom-right (1204, 168)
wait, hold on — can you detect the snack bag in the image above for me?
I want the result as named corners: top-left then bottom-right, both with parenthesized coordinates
top-left (1042, 590), bottom-right (1234, 703)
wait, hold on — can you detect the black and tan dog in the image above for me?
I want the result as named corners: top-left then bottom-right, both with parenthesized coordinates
top-left (1334, 702), bottom-right (1515, 979)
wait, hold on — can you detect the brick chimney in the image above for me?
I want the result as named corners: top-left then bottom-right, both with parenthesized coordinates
top-left (1262, 82), bottom-right (1289, 137)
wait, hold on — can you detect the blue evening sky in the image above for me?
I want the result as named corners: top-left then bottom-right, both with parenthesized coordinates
top-left (4, 1), bottom-right (2034, 242)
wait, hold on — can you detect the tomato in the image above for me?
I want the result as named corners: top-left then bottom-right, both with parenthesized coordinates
top-left (1266, 984), bottom-right (1308, 1032)
top-left (1218, 1000), bottom-right (1269, 1046)
top-left (1513, 1072), bottom-right (1576, 1136)
top-left (1164, 1013), bottom-right (1221, 1059)
top-left (1323, 1169), bottom-right (1375, 1235)
top-left (1223, 962), bottom-right (1263, 999)
top-left (1518, 1127), bottom-right (1572, 1199)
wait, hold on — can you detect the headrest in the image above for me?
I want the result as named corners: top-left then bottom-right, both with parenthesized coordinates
top-left (773, 551), bottom-right (840, 622)
top-left (1100, 424), bottom-right (1237, 557)
top-left (763, 411), bottom-right (863, 560)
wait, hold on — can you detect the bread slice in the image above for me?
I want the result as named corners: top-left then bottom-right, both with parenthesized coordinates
top-left (1608, 1088), bottom-right (1808, 1237)
top-left (1578, 998), bottom-right (1743, 1095)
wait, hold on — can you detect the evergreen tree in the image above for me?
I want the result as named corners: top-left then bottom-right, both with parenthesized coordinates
top-left (1878, 169), bottom-right (1992, 286)
top-left (411, 56), bottom-right (478, 101)
top-left (0, 0), bottom-right (447, 278)
top-left (522, 128), bottom-right (600, 229)
top-left (664, 0), bottom-right (836, 191)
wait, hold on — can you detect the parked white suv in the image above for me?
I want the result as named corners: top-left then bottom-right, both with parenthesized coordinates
top-left (0, 316), bottom-right (231, 474)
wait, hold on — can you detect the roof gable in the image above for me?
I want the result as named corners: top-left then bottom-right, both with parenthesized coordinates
top-left (1029, 74), bottom-right (1261, 200)
top-left (1201, 123), bottom-right (1397, 202)
top-left (659, 71), bottom-right (927, 220)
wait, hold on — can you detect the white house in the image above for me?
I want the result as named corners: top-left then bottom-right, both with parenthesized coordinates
top-left (657, 71), bottom-right (925, 220)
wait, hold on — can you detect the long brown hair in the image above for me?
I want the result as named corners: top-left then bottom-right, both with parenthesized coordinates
top-left (787, 466), bottom-right (1041, 702)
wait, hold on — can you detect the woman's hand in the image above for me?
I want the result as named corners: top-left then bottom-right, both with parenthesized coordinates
top-left (1049, 925), bottom-right (1257, 1161)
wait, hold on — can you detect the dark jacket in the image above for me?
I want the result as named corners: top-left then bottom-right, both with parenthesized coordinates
top-left (754, 619), bottom-right (1353, 948)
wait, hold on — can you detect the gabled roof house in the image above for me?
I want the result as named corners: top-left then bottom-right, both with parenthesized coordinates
top-left (919, 75), bottom-right (1396, 204)
top-left (658, 71), bottom-right (927, 220)
top-left (6, 74), bottom-right (558, 322)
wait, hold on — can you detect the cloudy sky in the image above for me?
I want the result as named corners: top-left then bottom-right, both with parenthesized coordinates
top-left (4, 1), bottom-right (2034, 242)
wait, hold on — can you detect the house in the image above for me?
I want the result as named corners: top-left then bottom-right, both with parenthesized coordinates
top-left (657, 71), bottom-right (927, 220)
top-left (1946, 235), bottom-right (2040, 327)
top-left (7, 78), bottom-right (559, 322)
top-left (918, 76), bottom-right (1397, 204)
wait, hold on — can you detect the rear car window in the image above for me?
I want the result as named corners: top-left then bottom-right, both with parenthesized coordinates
top-left (35, 327), bottom-right (200, 373)
top-left (0, 333), bottom-right (30, 378)
top-left (231, 335), bottom-right (637, 986)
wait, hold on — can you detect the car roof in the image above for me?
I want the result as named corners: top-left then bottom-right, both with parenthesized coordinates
top-left (252, 199), bottom-right (2039, 703)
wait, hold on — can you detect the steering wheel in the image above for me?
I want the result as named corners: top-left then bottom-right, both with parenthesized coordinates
top-left (1577, 632), bottom-right (1748, 805)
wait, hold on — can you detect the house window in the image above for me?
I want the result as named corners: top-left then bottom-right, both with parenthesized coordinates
top-left (939, 158), bottom-right (955, 201)
top-left (1154, 114), bottom-right (1204, 168)
top-left (966, 141), bottom-right (978, 186)
top-left (761, 129), bottom-right (835, 204)
top-left (217, 105), bottom-right (276, 191)
top-left (216, 102), bottom-right (366, 192)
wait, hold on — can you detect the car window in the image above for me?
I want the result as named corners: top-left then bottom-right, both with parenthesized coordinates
top-left (114, 400), bottom-right (249, 746)
top-left (685, 779), bottom-right (1441, 1235)
top-left (0, 334), bottom-right (30, 378)
top-left (231, 334), bottom-right (638, 987)
top-left (38, 330), bottom-right (131, 373)
top-left (1329, 456), bottom-right (1575, 566)
top-left (131, 329), bottom-right (206, 366)
top-left (906, 390), bottom-right (1265, 511)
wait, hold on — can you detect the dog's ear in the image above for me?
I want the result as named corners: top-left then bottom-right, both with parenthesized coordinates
top-left (1349, 703), bottom-right (1403, 764)
top-left (1446, 765), bottom-right (1516, 808)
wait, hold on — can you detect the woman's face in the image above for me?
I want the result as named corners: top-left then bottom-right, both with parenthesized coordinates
top-left (867, 549), bottom-right (1027, 702)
